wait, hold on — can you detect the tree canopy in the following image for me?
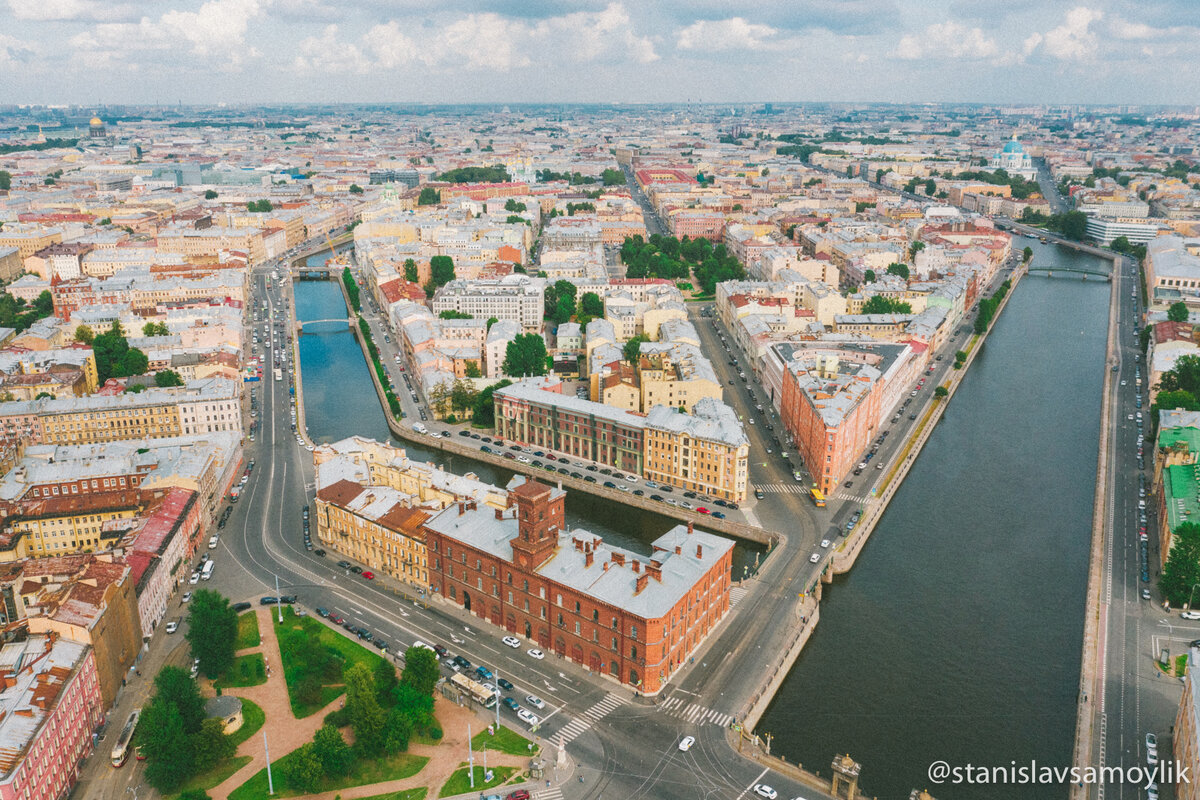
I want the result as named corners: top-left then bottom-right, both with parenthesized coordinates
top-left (1162, 522), bottom-right (1200, 607)
top-left (155, 369), bottom-right (185, 387)
top-left (545, 280), bottom-right (577, 325)
top-left (861, 295), bottom-right (913, 314)
top-left (186, 590), bottom-right (237, 678)
top-left (502, 334), bottom-right (548, 377)
top-left (92, 321), bottom-right (150, 384)
top-left (429, 255), bottom-right (455, 289)
top-left (472, 379), bottom-right (512, 427)
top-left (435, 165), bottom-right (511, 183)
top-left (1168, 302), bottom-right (1189, 323)
top-left (417, 187), bottom-right (441, 206)
top-left (624, 334), bottom-right (650, 364)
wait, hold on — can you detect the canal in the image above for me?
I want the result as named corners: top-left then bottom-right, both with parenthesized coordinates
top-left (756, 237), bottom-right (1110, 799)
top-left (292, 270), bottom-right (766, 577)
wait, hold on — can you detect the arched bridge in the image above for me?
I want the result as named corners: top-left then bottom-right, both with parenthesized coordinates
top-left (298, 318), bottom-right (352, 330)
top-left (1026, 265), bottom-right (1112, 281)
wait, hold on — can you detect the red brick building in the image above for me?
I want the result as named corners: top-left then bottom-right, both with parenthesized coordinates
top-left (423, 478), bottom-right (733, 694)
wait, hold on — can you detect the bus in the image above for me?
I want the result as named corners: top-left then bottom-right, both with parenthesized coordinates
top-left (450, 672), bottom-right (497, 709)
top-left (111, 709), bottom-right (141, 767)
top-left (274, 368), bottom-right (282, 382)
top-left (809, 487), bottom-right (826, 508)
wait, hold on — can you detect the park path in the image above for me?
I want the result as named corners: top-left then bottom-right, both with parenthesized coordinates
top-left (208, 608), bottom-right (344, 800)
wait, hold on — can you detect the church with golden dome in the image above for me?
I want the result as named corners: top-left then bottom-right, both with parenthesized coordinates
top-left (88, 116), bottom-right (106, 139)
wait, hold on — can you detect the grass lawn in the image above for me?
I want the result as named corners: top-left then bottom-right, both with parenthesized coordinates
top-left (229, 749), bottom-right (428, 800)
top-left (235, 611), bottom-right (261, 650)
top-left (357, 790), bottom-right (427, 800)
top-left (166, 755), bottom-right (252, 800)
top-left (438, 765), bottom-right (517, 798)
top-left (215, 653), bottom-right (266, 689)
top-left (228, 698), bottom-right (265, 749)
top-left (470, 725), bottom-right (540, 756)
top-left (274, 606), bottom-right (388, 718)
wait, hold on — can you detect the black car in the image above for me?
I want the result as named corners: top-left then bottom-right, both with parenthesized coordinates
top-left (727, 502), bottom-right (739, 510)
top-left (315, 607), bottom-right (329, 617)
top-left (259, 596), bottom-right (279, 605)
top-left (374, 640), bottom-right (389, 651)
top-left (633, 489), bottom-right (644, 496)
top-left (453, 655), bottom-right (471, 669)
top-left (713, 499), bottom-right (728, 508)
top-left (218, 518), bottom-right (227, 529)
top-left (599, 468), bottom-right (613, 476)
top-left (497, 677), bottom-right (514, 691)
top-left (232, 602), bottom-right (252, 612)
top-left (660, 485), bottom-right (673, 493)
top-left (586, 465), bottom-right (598, 472)
top-left (458, 430), bottom-right (471, 437)
top-left (433, 644), bottom-right (449, 658)
top-left (651, 494), bottom-right (663, 501)
top-left (584, 476), bottom-right (597, 483)
top-left (280, 595), bottom-right (297, 604)
top-left (314, 549), bottom-right (326, 557)
top-left (603, 481), bottom-right (616, 488)
top-left (337, 560), bottom-right (351, 569)
top-left (684, 491), bottom-right (698, 499)
top-left (571, 472), bottom-right (582, 479)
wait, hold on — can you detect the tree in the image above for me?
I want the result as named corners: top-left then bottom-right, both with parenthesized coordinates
top-left (1057, 210), bottom-right (1089, 241)
top-left (1022, 246), bottom-right (1034, 263)
top-left (153, 666), bottom-right (207, 734)
top-left (429, 255), bottom-right (455, 288)
top-left (438, 310), bottom-right (473, 320)
top-left (204, 189), bottom-right (218, 199)
top-left (403, 258), bottom-right (419, 283)
top-left (1160, 355), bottom-right (1200, 396)
top-left (191, 717), bottom-right (235, 774)
top-left (1161, 522), bottom-right (1200, 607)
top-left (502, 333), bottom-right (548, 377)
top-left (886, 263), bottom-right (910, 281)
top-left (155, 369), bottom-right (185, 387)
top-left (285, 743), bottom-right (325, 793)
top-left (117, 348), bottom-right (149, 378)
top-left (579, 291), bottom-right (604, 318)
top-left (141, 701), bottom-right (194, 792)
top-left (464, 361), bottom-right (482, 378)
top-left (449, 378), bottom-right (478, 416)
top-left (179, 791), bottom-right (213, 800)
top-left (1155, 390), bottom-right (1200, 412)
top-left (861, 296), bottom-right (913, 314)
top-left (1168, 302), bottom-right (1189, 323)
top-left (92, 321), bottom-right (148, 383)
top-left (374, 658), bottom-right (399, 703)
top-left (486, 317), bottom-right (498, 332)
top-left (312, 724), bottom-right (353, 777)
top-left (863, 269), bottom-right (876, 283)
top-left (186, 590), bottom-right (237, 679)
top-left (401, 645), bottom-right (441, 697)
top-left (383, 708), bottom-right (414, 754)
top-left (934, 386), bottom-right (949, 398)
top-left (417, 187), bottom-right (441, 206)
top-left (472, 379), bottom-right (511, 427)
top-left (345, 662), bottom-right (386, 757)
top-left (349, 183), bottom-right (364, 194)
top-left (73, 325), bottom-right (93, 344)
top-left (504, 198), bottom-right (527, 212)
top-left (908, 241), bottom-right (925, 261)
top-left (0, 170), bottom-right (11, 191)
top-left (545, 279), bottom-right (577, 325)
top-left (624, 334), bottom-right (650, 365)
top-left (143, 321), bottom-right (170, 336)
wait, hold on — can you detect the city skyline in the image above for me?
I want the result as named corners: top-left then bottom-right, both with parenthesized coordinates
top-left (2, 0), bottom-right (1200, 106)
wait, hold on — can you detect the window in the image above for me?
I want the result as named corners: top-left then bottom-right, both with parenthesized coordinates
top-left (557, 612), bottom-right (564, 627)
top-left (574, 600), bottom-right (581, 614)
top-left (631, 624), bottom-right (638, 640)
top-left (631, 644), bottom-right (638, 660)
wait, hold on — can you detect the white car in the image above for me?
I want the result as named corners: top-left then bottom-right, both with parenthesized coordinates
top-left (820, 539), bottom-right (831, 549)
top-left (525, 695), bottom-right (545, 709)
top-left (1183, 611), bottom-right (1200, 621)
top-left (165, 621), bottom-right (179, 634)
top-left (190, 659), bottom-right (200, 678)
top-left (678, 735), bottom-right (695, 752)
top-left (502, 636), bottom-right (521, 648)
top-left (517, 708), bottom-right (540, 726)
top-left (527, 648), bottom-right (545, 660)
top-left (189, 572), bottom-right (200, 585)
top-left (182, 592), bottom-right (192, 603)
top-left (753, 785), bottom-right (777, 800)
top-left (809, 553), bottom-right (821, 563)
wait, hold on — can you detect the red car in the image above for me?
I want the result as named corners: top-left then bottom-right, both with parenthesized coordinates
top-left (362, 571), bottom-right (374, 580)
top-left (506, 791), bottom-right (531, 800)
top-left (697, 507), bottom-right (710, 514)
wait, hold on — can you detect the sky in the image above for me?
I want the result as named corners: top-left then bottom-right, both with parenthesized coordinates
top-left (1, 0), bottom-right (1198, 107)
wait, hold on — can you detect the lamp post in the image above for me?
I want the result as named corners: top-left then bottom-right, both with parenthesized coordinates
top-left (467, 724), bottom-right (475, 789)
top-left (275, 574), bottom-right (283, 623)
top-left (264, 731), bottom-right (274, 795)
top-left (1188, 583), bottom-right (1200, 611)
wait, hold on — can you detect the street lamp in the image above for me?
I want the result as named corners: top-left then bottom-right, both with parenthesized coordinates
top-left (1187, 583), bottom-right (1200, 611)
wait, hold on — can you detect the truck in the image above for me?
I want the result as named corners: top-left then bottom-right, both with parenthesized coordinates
top-left (274, 368), bottom-right (283, 382)
top-left (450, 672), bottom-right (497, 709)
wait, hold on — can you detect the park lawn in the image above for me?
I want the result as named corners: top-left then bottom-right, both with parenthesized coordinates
top-left (470, 725), bottom-right (539, 756)
top-left (438, 765), bottom-right (517, 798)
top-left (356, 790), bottom-right (427, 800)
top-left (165, 756), bottom-right (252, 800)
top-left (215, 653), bottom-right (266, 689)
top-left (228, 698), bottom-right (265, 748)
top-left (235, 611), bottom-right (261, 650)
top-left (229, 749), bottom-right (428, 800)
top-left (274, 606), bottom-right (388, 717)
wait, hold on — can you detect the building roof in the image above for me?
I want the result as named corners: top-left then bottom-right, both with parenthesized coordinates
top-left (0, 636), bottom-right (89, 778)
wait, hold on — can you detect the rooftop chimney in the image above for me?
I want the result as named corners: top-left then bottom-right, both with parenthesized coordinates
top-left (612, 552), bottom-right (625, 566)
top-left (632, 559), bottom-right (640, 573)
top-left (635, 572), bottom-right (649, 594)
top-left (457, 502), bottom-right (465, 516)
top-left (585, 551), bottom-right (594, 568)
top-left (494, 507), bottom-right (503, 520)
top-left (696, 544), bottom-right (703, 559)
top-left (687, 521), bottom-right (694, 535)
top-left (674, 545), bottom-right (682, 555)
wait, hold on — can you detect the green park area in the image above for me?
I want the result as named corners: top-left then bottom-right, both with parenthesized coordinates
top-left (274, 605), bottom-right (389, 717)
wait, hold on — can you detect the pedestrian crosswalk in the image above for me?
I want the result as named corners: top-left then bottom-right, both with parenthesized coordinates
top-left (752, 483), bottom-right (809, 494)
top-left (831, 490), bottom-right (870, 503)
top-left (537, 788), bottom-right (563, 800)
top-left (658, 695), bottom-right (734, 728)
top-left (554, 692), bottom-right (627, 745)
top-left (729, 585), bottom-right (748, 607)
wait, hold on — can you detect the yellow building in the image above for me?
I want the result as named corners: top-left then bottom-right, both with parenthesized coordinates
top-left (39, 403), bottom-right (182, 445)
top-left (0, 228), bottom-right (63, 260)
top-left (2, 499), bottom-right (137, 560)
top-left (642, 398), bottom-right (749, 502)
top-left (638, 350), bottom-right (722, 413)
top-left (315, 488), bottom-right (430, 586)
top-left (157, 226), bottom-right (266, 265)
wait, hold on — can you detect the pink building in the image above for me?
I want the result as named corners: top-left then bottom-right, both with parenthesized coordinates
top-left (0, 636), bottom-right (104, 800)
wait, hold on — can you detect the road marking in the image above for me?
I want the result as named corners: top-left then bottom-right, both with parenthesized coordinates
top-left (736, 768), bottom-right (771, 800)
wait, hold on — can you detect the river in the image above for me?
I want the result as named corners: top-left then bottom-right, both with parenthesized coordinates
top-left (292, 267), bottom-right (766, 578)
top-left (756, 237), bottom-right (1110, 799)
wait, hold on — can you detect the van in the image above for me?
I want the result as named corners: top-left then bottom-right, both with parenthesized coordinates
top-left (208, 535), bottom-right (219, 550)
top-left (413, 423), bottom-right (427, 434)
top-left (201, 561), bottom-right (215, 581)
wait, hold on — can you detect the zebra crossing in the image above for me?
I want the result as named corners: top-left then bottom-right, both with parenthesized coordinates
top-left (830, 490), bottom-right (871, 503)
top-left (729, 585), bottom-right (748, 607)
top-left (553, 692), bottom-right (626, 745)
top-left (658, 695), bottom-right (734, 728)
top-left (536, 788), bottom-right (563, 800)
top-left (753, 483), bottom-right (871, 504)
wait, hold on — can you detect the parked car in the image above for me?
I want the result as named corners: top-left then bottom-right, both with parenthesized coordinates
top-left (232, 602), bottom-right (252, 612)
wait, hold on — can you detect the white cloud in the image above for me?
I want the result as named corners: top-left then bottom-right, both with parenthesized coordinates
top-left (0, 32), bottom-right (37, 69)
top-left (292, 24), bottom-right (370, 74)
top-left (676, 17), bottom-right (782, 52)
top-left (1038, 6), bottom-right (1102, 61)
top-left (894, 21), bottom-right (998, 60)
top-left (160, 0), bottom-right (264, 60)
top-left (1106, 15), bottom-right (1196, 42)
top-left (7, 0), bottom-right (136, 22)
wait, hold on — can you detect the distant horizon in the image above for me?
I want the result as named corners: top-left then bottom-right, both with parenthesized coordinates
top-left (2, 1), bottom-right (1198, 107)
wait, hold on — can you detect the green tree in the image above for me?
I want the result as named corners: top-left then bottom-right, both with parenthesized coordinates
top-left (141, 701), bottom-right (194, 792)
top-left (153, 666), bottom-right (207, 733)
top-left (204, 189), bottom-right (218, 199)
top-left (579, 291), bottom-right (604, 318)
top-left (934, 386), bottom-right (949, 398)
top-left (417, 187), bottom-right (441, 206)
top-left (1160, 355), bottom-right (1200, 396)
top-left (464, 361), bottom-right (482, 378)
top-left (342, 267), bottom-right (361, 312)
top-left (1168, 302), bottom-right (1189, 323)
top-left (191, 717), bottom-right (235, 774)
top-left (502, 333), bottom-right (548, 377)
top-left (601, 168), bottom-right (626, 186)
top-left (179, 791), bottom-right (213, 800)
top-left (429, 255), bottom-right (455, 288)
top-left (438, 310), bottom-right (473, 320)
top-left (0, 170), bottom-right (11, 191)
top-left (401, 645), bottom-right (440, 697)
top-left (312, 724), bottom-right (353, 777)
top-left (73, 325), bottom-right (94, 344)
top-left (155, 369), bottom-right (185, 387)
top-left (863, 269), bottom-right (876, 283)
top-left (1022, 246), bottom-right (1034, 262)
top-left (1155, 390), bottom-right (1200, 412)
top-left (1057, 210), bottom-right (1089, 241)
top-left (186, 590), bottom-right (237, 678)
top-left (861, 296), bottom-right (913, 314)
top-left (886, 263), bottom-right (910, 281)
top-left (504, 198), bottom-right (527, 212)
top-left (284, 742), bottom-right (325, 793)
top-left (383, 708), bottom-right (414, 754)
top-left (624, 334), bottom-right (650, 364)
top-left (908, 241), bottom-right (925, 261)
top-left (1161, 522), bottom-right (1200, 606)
top-left (471, 379), bottom-right (511, 427)
top-left (117, 348), bottom-right (149, 378)
top-left (374, 658), bottom-right (399, 704)
top-left (143, 321), bottom-right (170, 336)
top-left (345, 662), bottom-right (386, 757)
top-left (449, 378), bottom-right (478, 416)
top-left (349, 183), bottom-right (364, 194)
top-left (403, 258), bottom-right (419, 283)
top-left (486, 317), bottom-right (499, 332)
